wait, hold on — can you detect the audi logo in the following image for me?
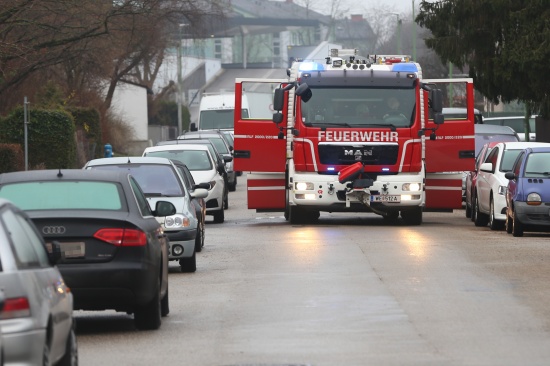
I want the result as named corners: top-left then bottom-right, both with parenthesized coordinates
top-left (42, 226), bottom-right (66, 235)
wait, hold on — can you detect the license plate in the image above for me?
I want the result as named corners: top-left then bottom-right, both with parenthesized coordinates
top-left (371, 195), bottom-right (400, 202)
top-left (60, 242), bottom-right (85, 258)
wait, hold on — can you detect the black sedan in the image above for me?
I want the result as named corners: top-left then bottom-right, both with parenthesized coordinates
top-left (0, 169), bottom-right (175, 330)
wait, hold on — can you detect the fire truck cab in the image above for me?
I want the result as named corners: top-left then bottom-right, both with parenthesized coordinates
top-left (234, 49), bottom-right (476, 225)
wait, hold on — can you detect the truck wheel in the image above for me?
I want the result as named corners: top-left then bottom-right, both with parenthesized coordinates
top-left (401, 207), bottom-right (422, 225)
top-left (213, 208), bottom-right (224, 223)
top-left (179, 250), bottom-right (197, 272)
top-left (289, 205), bottom-right (305, 224)
top-left (134, 279), bottom-right (161, 330)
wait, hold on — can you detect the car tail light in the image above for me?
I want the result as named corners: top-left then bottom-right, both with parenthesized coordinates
top-left (93, 228), bottom-right (147, 246)
top-left (1, 297), bottom-right (31, 319)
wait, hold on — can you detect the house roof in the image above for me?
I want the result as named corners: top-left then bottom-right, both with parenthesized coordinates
top-left (202, 0), bottom-right (331, 38)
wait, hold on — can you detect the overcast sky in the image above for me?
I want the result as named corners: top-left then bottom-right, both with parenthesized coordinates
top-left (297, 0), bottom-right (421, 17)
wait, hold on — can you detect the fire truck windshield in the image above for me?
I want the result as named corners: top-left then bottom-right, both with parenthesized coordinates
top-left (301, 87), bottom-right (415, 128)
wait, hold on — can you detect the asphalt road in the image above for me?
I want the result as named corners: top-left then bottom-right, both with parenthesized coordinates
top-left (76, 174), bottom-right (550, 366)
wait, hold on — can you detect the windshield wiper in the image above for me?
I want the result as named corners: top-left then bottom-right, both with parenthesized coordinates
top-left (364, 123), bottom-right (397, 131)
top-left (304, 122), bottom-right (353, 128)
top-left (525, 171), bottom-right (550, 176)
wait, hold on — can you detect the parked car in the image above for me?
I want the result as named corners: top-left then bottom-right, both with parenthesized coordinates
top-left (177, 130), bottom-right (237, 191)
top-left (504, 146), bottom-right (550, 236)
top-left (170, 159), bottom-right (210, 252)
top-left (0, 169), bottom-right (174, 330)
top-left (473, 124), bottom-right (520, 156)
top-left (0, 197), bottom-right (77, 364)
top-left (483, 115), bottom-right (537, 142)
top-left (158, 138), bottom-right (230, 207)
top-left (461, 124), bottom-right (520, 203)
top-left (442, 107), bottom-right (483, 124)
top-left (464, 141), bottom-right (501, 219)
top-left (83, 157), bottom-right (206, 273)
top-left (473, 141), bottom-right (550, 230)
top-left (143, 144), bottom-right (227, 223)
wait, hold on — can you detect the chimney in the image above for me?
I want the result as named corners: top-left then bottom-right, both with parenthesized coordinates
top-left (351, 14), bottom-right (363, 22)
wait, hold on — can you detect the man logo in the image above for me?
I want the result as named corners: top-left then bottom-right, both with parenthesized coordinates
top-left (344, 149), bottom-right (374, 157)
top-left (42, 226), bottom-right (66, 235)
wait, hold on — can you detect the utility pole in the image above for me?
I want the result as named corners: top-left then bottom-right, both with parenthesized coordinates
top-left (24, 97), bottom-right (29, 171)
top-left (412, 0), bottom-right (417, 60)
top-left (177, 24), bottom-right (184, 136)
top-left (388, 13), bottom-right (402, 54)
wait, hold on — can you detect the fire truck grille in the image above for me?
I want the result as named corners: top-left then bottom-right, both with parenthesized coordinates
top-left (318, 144), bottom-right (399, 165)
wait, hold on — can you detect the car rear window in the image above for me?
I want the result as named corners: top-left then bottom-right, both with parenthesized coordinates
top-left (89, 164), bottom-right (184, 196)
top-left (0, 181), bottom-right (124, 210)
top-left (145, 151), bottom-right (213, 171)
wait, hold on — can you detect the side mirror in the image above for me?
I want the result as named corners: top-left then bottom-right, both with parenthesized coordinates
top-left (190, 122), bottom-right (197, 131)
top-left (223, 155), bottom-right (233, 163)
top-left (154, 201), bottom-right (177, 217)
top-left (190, 188), bottom-right (208, 199)
top-left (273, 89), bottom-right (285, 111)
top-left (296, 83), bottom-right (312, 103)
top-left (505, 172), bottom-right (516, 180)
top-left (429, 89), bottom-right (443, 113)
top-left (273, 112), bottom-right (284, 124)
top-left (480, 162), bottom-right (493, 173)
top-left (433, 112), bottom-right (445, 125)
top-left (194, 182), bottom-right (211, 190)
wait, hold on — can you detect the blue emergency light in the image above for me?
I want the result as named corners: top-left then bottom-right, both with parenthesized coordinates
top-left (392, 63), bottom-right (418, 73)
top-left (299, 62), bottom-right (325, 71)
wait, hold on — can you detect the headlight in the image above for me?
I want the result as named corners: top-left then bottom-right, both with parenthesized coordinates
top-left (165, 214), bottom-right (191, 228)
top-left (295, 182), bottom-right (314, 190)
top-left (527, 192), bottom-right (542, 205)
top-left (402, 183), bottom-right (421, 192)
top-left (498, 185), bottom-right (507, 195)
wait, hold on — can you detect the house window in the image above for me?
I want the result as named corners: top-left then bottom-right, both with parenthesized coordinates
top-left (214, 39), bottom-right (222, 59)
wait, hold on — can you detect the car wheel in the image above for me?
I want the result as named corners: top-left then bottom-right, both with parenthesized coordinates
top-left (470, 193), bottom-right (477, 222)
top-left (229, 176), bottom-right (237, 192)
top-left (512, 209), bottom-right (524, 237)
top-left (489, 197), bottom-right (503, 230)
top-left (194, 218), bottom-right (205, 252)
top-left (179, 250), bottom-right (197, 272)
top-left (223, 186), bottom-right (229, 209)
top-left (134, 279), bottom-right (161, 330)
top-left (57, 325), bottom-right (78, 366)
top-left (42, 334), bottom-right (51, 366)
top-left (161, 284), bottom-right (169, 317)
top-left (213, 208), bottom-right (225, 223)
top-left (474, 194), bottom-right (489, 227)
top-left (505, 211), bottom-right (513, 234)
top-left (400, 207), bottom-right (422, 225)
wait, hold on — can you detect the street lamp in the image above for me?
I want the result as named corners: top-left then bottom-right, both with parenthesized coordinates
top-left (387, 13), bottom-right (402, 54)
top-left (176, 24), bottom-right (185, 136)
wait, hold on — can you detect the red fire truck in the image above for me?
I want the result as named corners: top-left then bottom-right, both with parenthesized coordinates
top-left (233, 49), bottom-right (476, 225)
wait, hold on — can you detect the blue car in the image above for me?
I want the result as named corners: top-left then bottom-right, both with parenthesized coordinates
top-left (504, 146), bottom-right (550, 236)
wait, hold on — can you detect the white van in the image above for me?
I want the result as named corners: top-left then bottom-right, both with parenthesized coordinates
top-left (190, 92), bottom-right (249, 133)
